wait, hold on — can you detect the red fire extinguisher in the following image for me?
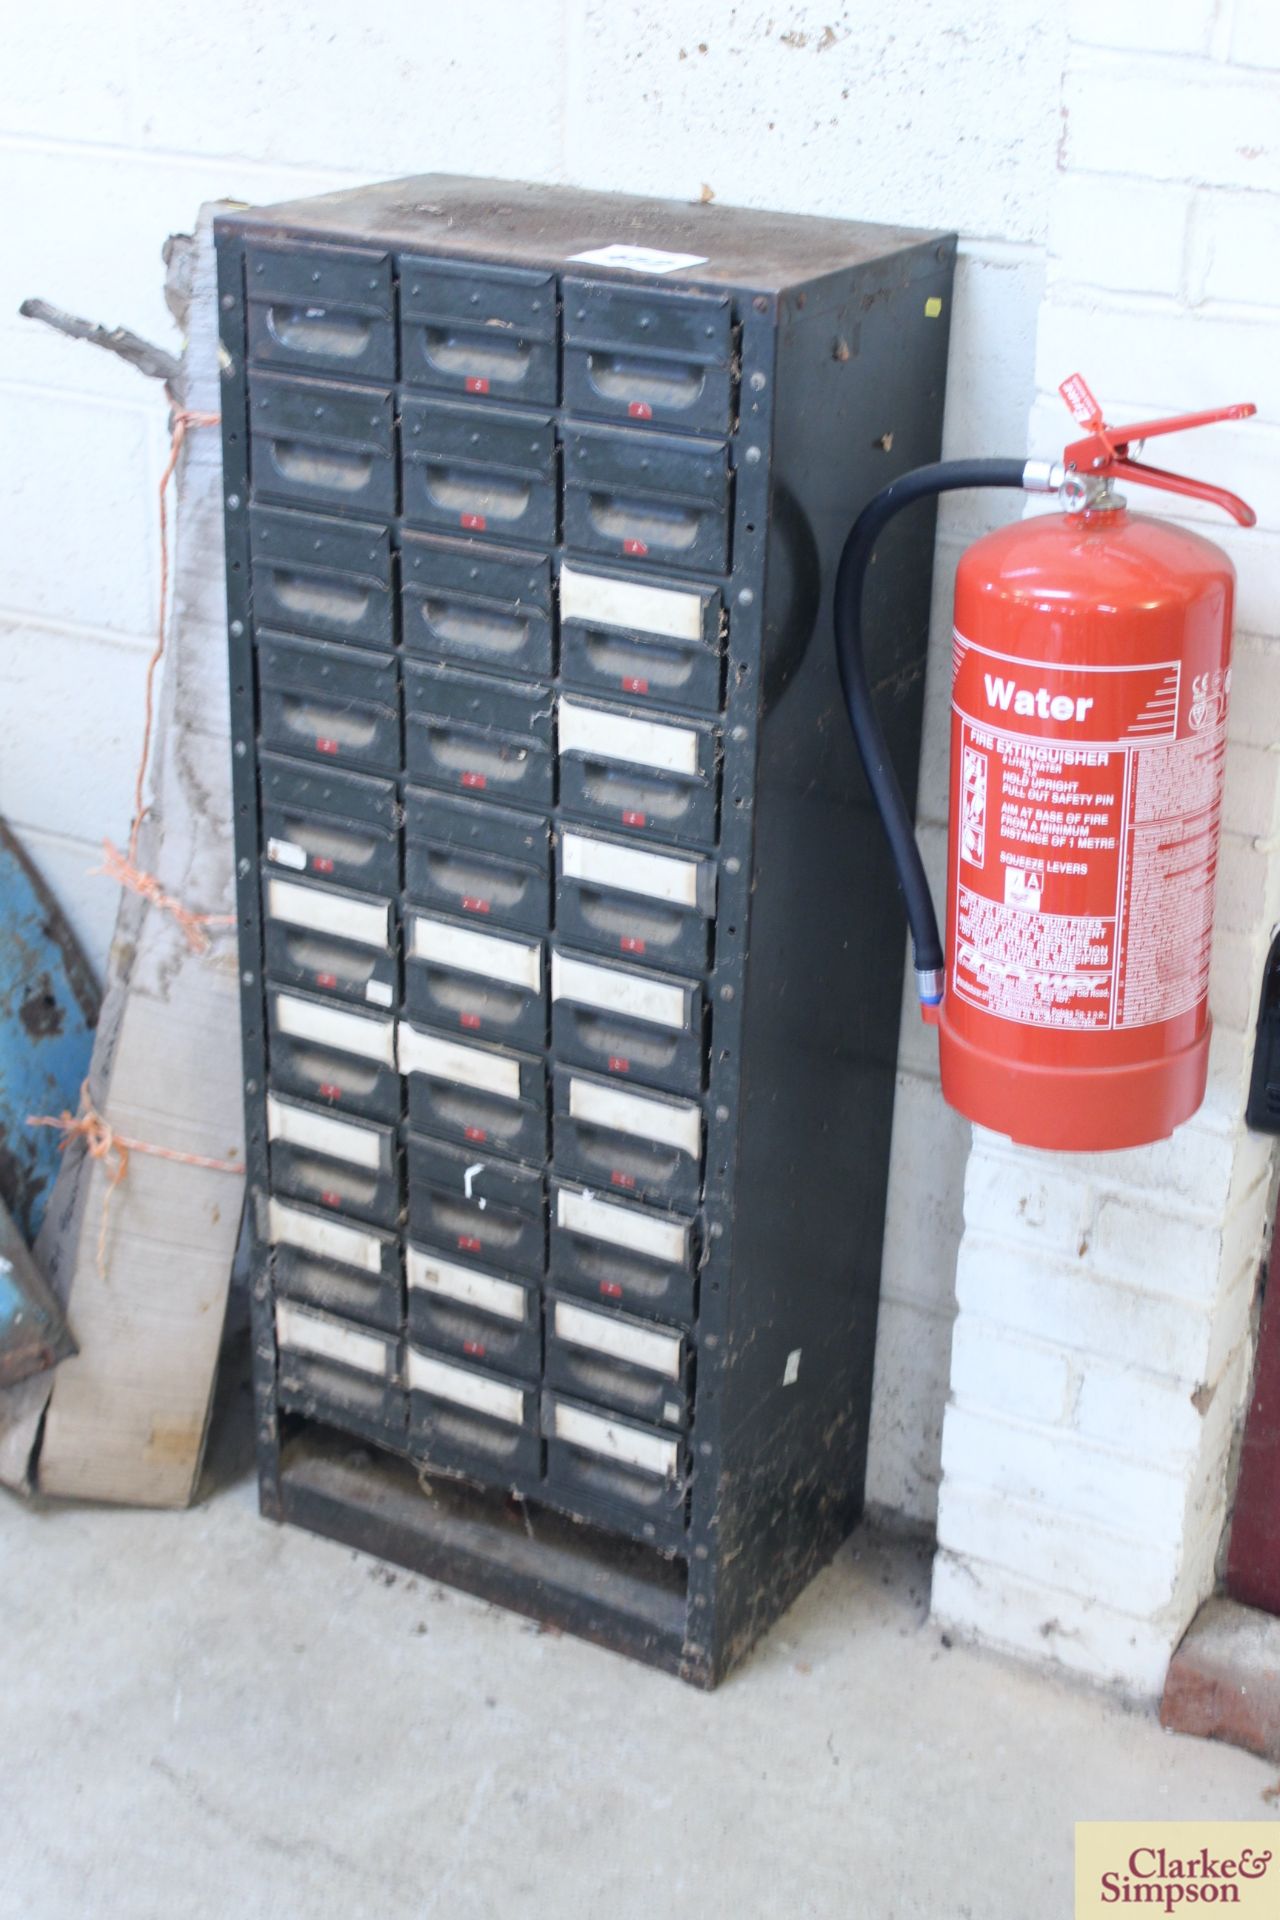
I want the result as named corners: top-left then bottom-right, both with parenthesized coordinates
top-left (836, 375), bottom-right (1256, 1152)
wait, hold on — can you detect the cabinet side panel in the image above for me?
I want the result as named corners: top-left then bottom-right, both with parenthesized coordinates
top-left (708, 241), bottom-right (955, 1677)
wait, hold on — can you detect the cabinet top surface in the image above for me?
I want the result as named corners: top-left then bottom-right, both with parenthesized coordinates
top-left (216, 173), bottom-right (951, 294)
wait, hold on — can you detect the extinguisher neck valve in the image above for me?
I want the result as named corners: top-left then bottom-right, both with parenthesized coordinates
top-left (1022, 458), bottom-right (1066, 493)
top-left (916, 967), bottom-right (945, 1008)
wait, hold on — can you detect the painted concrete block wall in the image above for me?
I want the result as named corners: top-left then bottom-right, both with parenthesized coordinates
top-left (932, 1), bottom-right (1280, 1693)
top-left (0, 0), bottom-right (1063, 1522)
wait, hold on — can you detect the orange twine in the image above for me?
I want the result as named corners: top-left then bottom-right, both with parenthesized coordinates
top-left (28, 1081), bottom-right (243, 1280)
top-left (102, 406), bottom-right (232, 943)
top-left (26, 404), bottom-right (241, 1281)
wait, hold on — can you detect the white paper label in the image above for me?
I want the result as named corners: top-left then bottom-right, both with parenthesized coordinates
top-left (567, 1076), bottom-right (700, 1157)
top-left (273, 992), bottom-right (396, 1066)
top-left (550, 1399), bottom-right (679, 1477)
top-left (783, 1348), bottom-right (802, 1387)
top-left (409, 914), bottom-right (542, 992)
top-left (407, 1348), bottom-right (527, 1425)
top-left (558, 697), bottom-right (700, 777)
top-left (397, 1022), bottom-right (522, 1100)
top-left (560, 830), bottom-right (701, 909)
top-left (275, 1299), bottom-right (391, 1377)
top-left (559, 562), bottom-right (706, 644)
top-left (267, 1197), bottom-right (385, 1275)
top-left (553, 1299), bottom-right (683, 1378)
top-left (266, 1093), bottom-right (384, 1172)
top-left (365, 980), bottom-right (394, 1007)
top-left (550, 951), bottom-right (688, 1030)
top-left (406, 1245), bottom-right (527, 1322)
top-left (568, 244), bottom-right (709, 276)
top-left (555, 1184), bottom-right (689, 1265)
top-left (266, 877), bottom-right (389, 949)
top-left (267, 836), bottom-right (308, 872)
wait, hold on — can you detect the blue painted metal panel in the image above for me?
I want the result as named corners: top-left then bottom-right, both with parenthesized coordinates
top-left (0, 820), bottom-right (99, 1243)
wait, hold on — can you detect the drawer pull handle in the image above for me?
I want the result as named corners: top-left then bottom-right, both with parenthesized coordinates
top-left (277, 815), bottom-right (377, 871)
top-left (424, 849), bottom-right (526, 911)
top-left (585, 352), bottom-right (705, 412)
top-left (267, 439), bottom-right (375, 495)
top-left (588, 494), bottom-right (701, 553)
top-left (421, 327), bottom-right (534, 382)
top-left (272, 571), bottom-right (371, 627)
top-left (424, 728), bottom-right (531, 788)
top-left (420, 599), bottom-right (529, 658)
top-left (281, 699), bottom-right (378, 751)
top-left (266, 303), bottom-right (373, 360)
top-left (424, 467), bottom-right (532, 525)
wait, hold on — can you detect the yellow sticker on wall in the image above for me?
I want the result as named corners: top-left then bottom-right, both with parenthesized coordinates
top-left (1076, 1824), bottom-right (1279, 1916)
top-left (924, 296), bottom-right (943, 317)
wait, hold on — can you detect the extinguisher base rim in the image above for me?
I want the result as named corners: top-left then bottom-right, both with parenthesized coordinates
top-left (937, 1010), bottom-right (1211, 1153)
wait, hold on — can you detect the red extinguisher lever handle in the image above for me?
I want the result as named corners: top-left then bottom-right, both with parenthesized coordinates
top-left (1059, 374), bottom-right (1257, 526)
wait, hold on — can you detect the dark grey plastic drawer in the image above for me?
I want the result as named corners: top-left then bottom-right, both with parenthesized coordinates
top-left (562, 277), bottom-right (732, 435)
top-left (278, 1355), bottom-right (407, 1449)
top-left (404, 788), bottom-right (549, 936)
top-left (555, 827), bottom-right (715, 972)
top-left (400, 1025), bottom-right (547, 1163)
top-left (551, 1065), bottom-right (702, 1209)
top-left (266, 986), bottom-right (399, 1121)
top-left (549, 1181), bottom-right (697, 1325)
top-left (246, 242), bottom-right (395, 384)
top-left (401, 533), bottom-right (553, 679)
top-left (407, 1174), bottom-right (546, 1283)
top-left (249, 370), bottom-right (396, 518)
top-left (256, 633), bottom-right (400, 777)
top-left (267, 1196), bottom-right (400, 1286)
top-left (556, 694), bottom-right (718, 847)
top-left (402, 395), bottom-right (556, 547)
top-left (404, 659), bottom-right (552, 807)
top-left (562, 422), bottom-right (730, 574)
top-left (542, 1393), bottom-right (688, 1549)
top-left (261, 873), bottom-right (394, 1005)
top-left (273, 1242), bottom-right (402, 1334)
top-left (405, 911), bottom-right (545, 1050)
top-left (400, 255), bottom-right (557, 406)
top-left (250, 505), bottom-right (393, 650)
top-left (267, 1090), bottom-right (399, 1224)
top-left (267, 1131), bottom-right (400, 1230)
top-left (408, 1347), bottom-right (542, 1486)
top-left (260, 754), bottom-right (399, 896)
top-left (549, 947), bottom-right (705, 1096)
top-left (556, 560), bottom-right (724, 715)
top-left (544, 1293), bottom-right (691, 1429)
top-left (406, 1240), bottom-right (541, 1382)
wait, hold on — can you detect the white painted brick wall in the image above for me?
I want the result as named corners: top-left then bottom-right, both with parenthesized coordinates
top-left (935, 23), bottom-right (1280, 1691)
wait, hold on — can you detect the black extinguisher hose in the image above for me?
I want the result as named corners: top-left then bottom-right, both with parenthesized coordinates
top-left (833, 457), bottom-right (1045, 1007)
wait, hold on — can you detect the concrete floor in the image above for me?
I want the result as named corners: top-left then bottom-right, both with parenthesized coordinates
top-left (2, 1346), bottom-right (1275, 1920)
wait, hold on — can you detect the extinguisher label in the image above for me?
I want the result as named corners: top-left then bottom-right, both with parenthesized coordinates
top-left (950, 634), bottom-right (1226, 1032)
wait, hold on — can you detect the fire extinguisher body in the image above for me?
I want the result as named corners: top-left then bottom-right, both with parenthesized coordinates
top-left (939, 506), bottom-right (1235, 1150)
